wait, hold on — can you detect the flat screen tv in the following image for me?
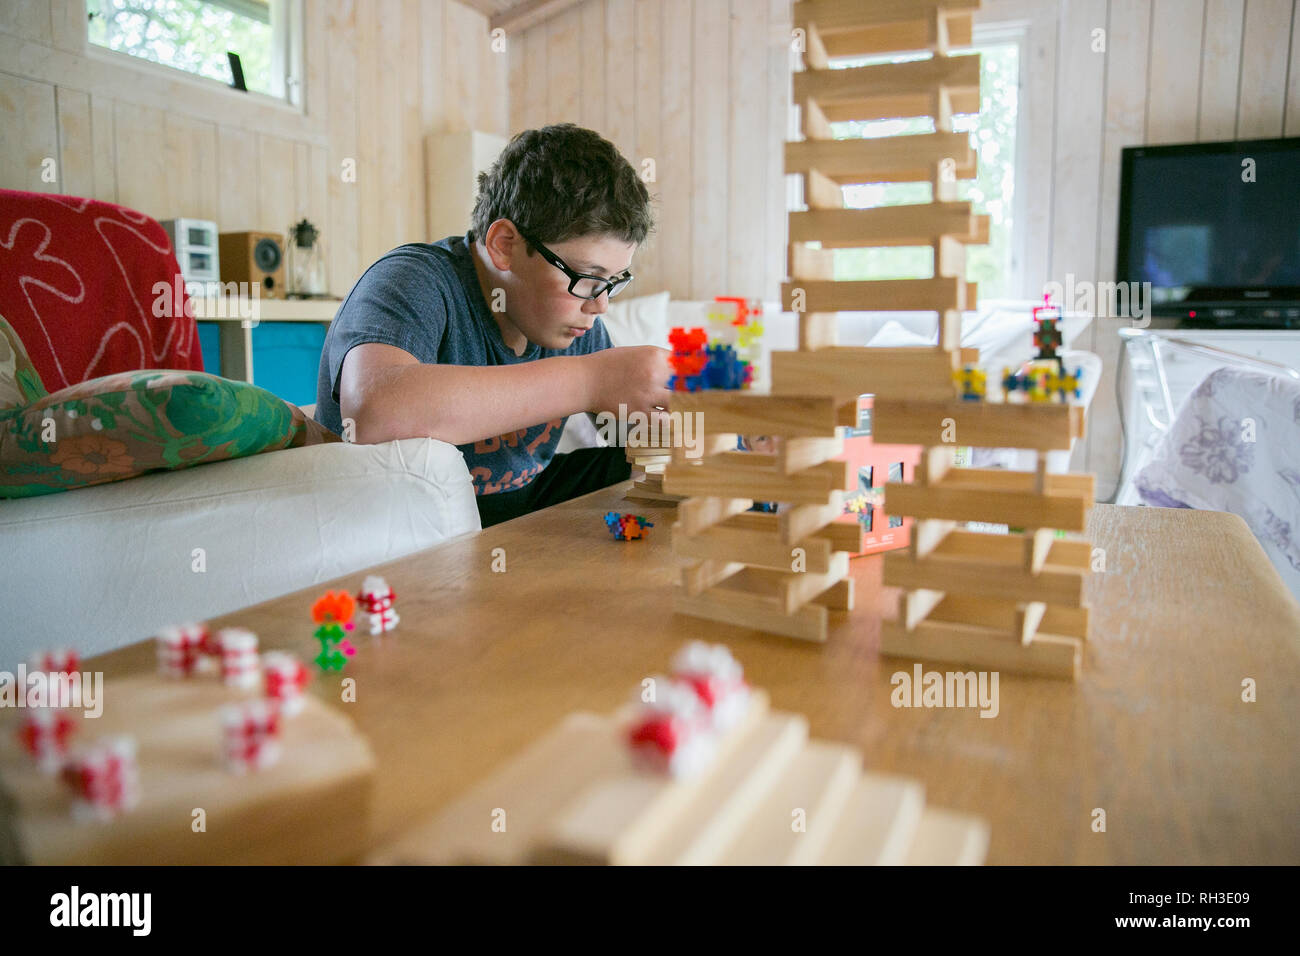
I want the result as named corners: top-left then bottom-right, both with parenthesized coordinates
top-left (1116, 137), bottom-right (1300, 328)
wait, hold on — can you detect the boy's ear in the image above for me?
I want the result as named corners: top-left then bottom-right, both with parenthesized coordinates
top-left (482, 219), bottom-right (525, 272)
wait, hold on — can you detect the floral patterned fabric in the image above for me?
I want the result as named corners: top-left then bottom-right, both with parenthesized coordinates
top-left (1135, 366), bottom-right (1300, 601)
top-left (0, 317), bottom-right (338, 498)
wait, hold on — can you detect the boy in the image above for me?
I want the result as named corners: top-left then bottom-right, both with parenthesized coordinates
top-left (315, 124), bottom-right (671, 528)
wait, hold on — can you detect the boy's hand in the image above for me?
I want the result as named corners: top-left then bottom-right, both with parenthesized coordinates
top-left (590, 346), bottom-right (673, 417)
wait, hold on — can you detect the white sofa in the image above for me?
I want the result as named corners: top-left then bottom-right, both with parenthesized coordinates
top-left (0, 437), bottom-right (480, 671)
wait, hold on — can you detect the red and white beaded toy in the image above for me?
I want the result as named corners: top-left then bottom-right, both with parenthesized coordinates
top-left (625, 678), bottom-right (716, 779)
top-left (262, 652), bottom-right (310, 717)
top-left (17, 707), bottom-right (76, 774)
top-left (670, 641), bottom-right (752, 732)
top-left (220, 698), bottom-right (282, 773)
top-left (61, 736), bottom-right (141, 821)
top-left (356, 575), bottom-right (399, 636)
top-left (155, 622), bottom-right (210, 678)
top-left (29, 648), bottom-right (79, 675)
top-left (215, 627), bottom-right (260, 690)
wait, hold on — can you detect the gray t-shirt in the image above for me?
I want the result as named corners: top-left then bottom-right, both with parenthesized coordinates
top-left (315, 234), bottom-right (613, 496)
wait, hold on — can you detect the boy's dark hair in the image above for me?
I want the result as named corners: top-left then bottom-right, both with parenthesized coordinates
top-left (468, 124), bottom-right (654, 248)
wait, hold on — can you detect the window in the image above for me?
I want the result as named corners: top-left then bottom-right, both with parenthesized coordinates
top-left (86, 0), bottom-right (299, 103)
top-left (827, 43), bottom-right (1021, 300)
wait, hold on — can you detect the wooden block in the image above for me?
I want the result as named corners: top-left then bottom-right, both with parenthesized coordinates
top-left (802, 16), bottom-right (829, 70)
top-left (798, 313), bottom-right (839, 350)
top-left (676, 496), bottom-right (753, 535)
top-left (958, 347), bottom-right (979, 364)
top-left (785, 134), bottom-right (976, 184)
top-left (904, 807), bottom-right (990, 865)
top-left (958, 211), bottom-right (990, 245)
top-left (817, 771), bottom-right (926, 865)
top-left (682, 559), bottom-right (745, 596)
top-left (912, 518), bottom-right (956, 558)
top-left (636, 712), bottom-right (810, 865)
top-left (771, 347), bottom-right (958, 401)
top-left (836, 399), bottom-right (860, 427)
top-left (919, 445), bottom-right (957, 485)
top-left (932, 529), bottom-right (1093, 571)
top-left (801, 95), bottom-right (834, 140)
top-left (789, 243), bottom-right (837, 280)
top-left (718, 739), bottom-right (862, 865)
top-left (803, 168), bottom-right (845, 211)
top-left (633, 476), bottom-right (665, 493)
top-left (623, 490), bottom-right (684, 506)
top-left (672, 433), bottom-right (738, 464)
top-left (668, 392), bottom-right (846, 438)
top-left (883, 551), bottom-right (1086, 606)
top-left (717, 554), bottom-right (852, 616)
top-left (939, 467), bottom-right (1095, 501)
top-left (675, 583), bottom-right (830, 643)
top-left (819, 10), bottom-right (973, 58)
top-left (780, 435), bottom-right (845, 474)
top-left (664, 459), bottom-right (851, 506)
top-left (811, 577), bottom-right (855, 611)
top-left (902, 587), bottom-right (946, 630)
top-left (871, 398), bottom-right (1078, 451)
top-left (787, 202), bottom-right (977, 248)
top-left (780, 491), bottom-right (846, 545)
top-left (879, 618), bottom-right (1082, 680)
top-left (935, 234), bottom-right (965, 276)
top-left (533, 696), bottom-right (784, 865)
top-left (925, 594), bottom-right (1091, 641)
top-left (0, 674), bottom-right (374, 865)
top-left (1025, 526), bottom-right (1055, 573)
top-left (793, 54), bottom-right (980, 113)
top-left (1017, 601), bottom-right (1047, 646)
top-left (815, 518), bottom-right (864, 553)
top-left (672, 520), bottom-right (836, 574)
top-left (794, 0), bottom-right (980, 35)
top-left (367, 712), bottom-right (618, 865)
top-left (822, 87), bottom-right (979, 122)
top-left (784, 277), bottom-right (964, 314)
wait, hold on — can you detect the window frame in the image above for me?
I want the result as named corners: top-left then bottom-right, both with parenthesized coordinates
top-left (82, 0), bottom-right (305, 112)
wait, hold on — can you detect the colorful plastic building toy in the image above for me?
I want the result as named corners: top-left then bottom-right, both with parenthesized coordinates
top-left (952, 364), bottom-right (987, 401)
top-left (221, 698), bottom-right (282, 774)
top-left (670, 641), bottom-right (751, 732)
top-left (1032, 293), bottom-right (1064, 365)
top-left (625, 677), bottom-right (715, 778)
top-left (357, 575), bottom-right (400, 636)
top-left (156, 623), bottom-right (209, 678)
top-left (604, 511), bottom-right (654, 540)
top-left (311, 591), bottom-right (358, 671)
top-left (263, 651), bottom-right (311, 717)
top-left (29, 648), bottom-right (79, 676)
top-left (61, 735), bottom-right (140, 820)
top-left (668, 326), bottom-right (709, 391)
top-left (215, 627), bottom-right (260, 689)
top-left (18, 707), bottom-right (75, 774)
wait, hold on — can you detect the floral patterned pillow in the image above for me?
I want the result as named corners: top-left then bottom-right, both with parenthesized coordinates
top-left (0, 317), bottom-right (339, 498)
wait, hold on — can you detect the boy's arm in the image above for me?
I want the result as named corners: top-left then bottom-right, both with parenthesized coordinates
top-left (340, 342), bottom-right (671, 445)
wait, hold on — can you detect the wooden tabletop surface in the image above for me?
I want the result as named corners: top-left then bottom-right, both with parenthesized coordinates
top-left (92, 483), bottom-right (1300, 865)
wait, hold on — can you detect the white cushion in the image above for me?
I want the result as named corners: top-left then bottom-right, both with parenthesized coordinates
top-left (602, 290), bottom-right (671, 348)
top-left (0, 438), bottom-right (480, 669)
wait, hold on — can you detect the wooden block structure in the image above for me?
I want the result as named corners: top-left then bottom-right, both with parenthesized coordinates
top-left (664, 0), bottom-right (1096, 675)
top-left (370, 689), bottom-right (988, 866)
top-left (0, 674), bottom-right (376, 864)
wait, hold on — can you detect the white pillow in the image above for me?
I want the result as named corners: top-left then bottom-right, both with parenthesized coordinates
top-left (603, 290), bottom-right (671, 348)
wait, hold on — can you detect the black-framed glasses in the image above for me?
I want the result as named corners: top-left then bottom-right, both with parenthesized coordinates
top-left (518, 229), bottom-right (633, 301)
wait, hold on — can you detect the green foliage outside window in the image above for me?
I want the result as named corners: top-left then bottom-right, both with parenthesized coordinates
top-left (87, 0), bottom-right (274, 96)
top-left (829, 44), bottom-right (1020, 301)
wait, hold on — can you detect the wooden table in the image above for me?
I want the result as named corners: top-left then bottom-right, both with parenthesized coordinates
top-left (91, 483), bottom-right (1300, 865)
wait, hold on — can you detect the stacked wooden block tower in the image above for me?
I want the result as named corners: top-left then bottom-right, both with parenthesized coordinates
top-left (667, 0), bottom-right (1095, 677)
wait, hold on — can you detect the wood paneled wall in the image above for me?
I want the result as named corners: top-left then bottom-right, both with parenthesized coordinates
top-left (507, 0), bottom-right (794, 303)
top-left (982, 0), bottom-right (1300, 500)
top-left (0, 0), bottom-right (509, 297)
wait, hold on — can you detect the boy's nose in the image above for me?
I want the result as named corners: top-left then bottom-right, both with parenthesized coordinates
top-left (582, 291), bottom-right (609, 314)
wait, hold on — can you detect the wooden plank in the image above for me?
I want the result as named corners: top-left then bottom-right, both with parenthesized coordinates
top-left (798, 313), bottom-right (839, 350)
top-left (904, 807), bottom-right (990, 865)
top-left (636, 712), bottom-right (809, 865)
top-left (0, 674), bottom-right (374, 865)
top-left (789, 243), bottom-right (837, 279)
top-left (663, 459), bottom-right (851, 506)
top-left (871, 398), bottom-right (1076, 451)
top-left (819, 11), bottom-right (972, 57)
top-left (676, 496), bottom-right (754, 535)
top-left (884, 480), bottom-right (1090, 532)
top-left (661, 0), bottom-right (692, 298)
top-left (1198, 0), bottom-right (1245, 141)
top-left (672, 520), bottom-right (836, 574)
top-left (1235, 0), bottom-right (1292, 138)
top-left (491, 0), bottom-right (586, 34)
top-left (821, 88), bottom-right (978, 123)
top-left (932, 530), bottom-right (1093, 570)
top-left (903, 587), bottom-right (946, 630)
top-left (788, 202), bottom-right (978, 248)
top-left (675, 582), bottom-right (830, 642)
top-left (771, 347), bottom-right (958, 401)
top-left (632, 0), bottom-right (663, 295)
top-left (1017, 601), bottom-right (1047, 646)
top-left (802, 94), bottom-right (834, 139)
top-left (728, 0), bottom-right (768, 298)
top-left (719, 511), bottom-right (860, 554)
top-left (794, 53), bottom-right (980, 107)
top-left (718, 739), bottom-right (861, 865)
top-left (780, 492), bottom-right (846, 545)
top-left (911, 517), bottom-right (956, 558)
top-left (1146, 0), bottom-right (1205, 144)
top-left (715, 554), bottom-right (851, 615)
top-left (668, 392), bottom-right (846, 437)
top-left (885, 551), bottom-right (1085, 607)
top-left (793, 0), bottom-right (980, 34)
top-left (804, 167), bottom-right (845, 209)
top-left (811, 577), bottom-right (854, 611)
top-left (682, 558), bottom-right (744, 595)
top-left (817, 772), bottom-right (926, 865)
top-left (925, 594), bottom-right (1091, 641)
top-left (783, 277), bottom-right (964, 313)
top-left (691, 0), bottom-right (728, 296)
top-left (779, 435), bottom-right (845, 474)
top-left (939, 467), bottom-right (1095, 501)
top-left (767, 0), bottom-right (792, 303)
top-left (879, 618), bottom-right (1081, 680)
top-left (786, 134), bottom-right (975, 184)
